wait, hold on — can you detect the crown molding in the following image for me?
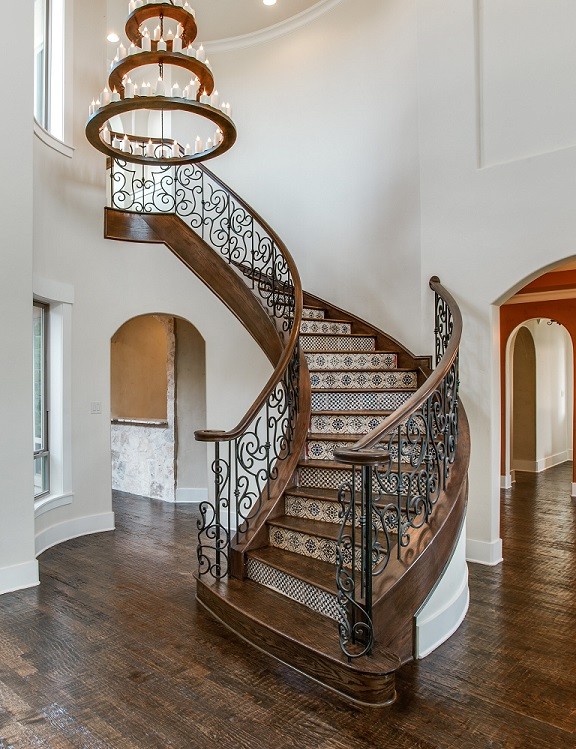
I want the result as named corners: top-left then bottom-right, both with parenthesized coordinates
top-left (504, 288), bottom-right (576, 305)
top-left (205, 0), bottom-right (346, 53)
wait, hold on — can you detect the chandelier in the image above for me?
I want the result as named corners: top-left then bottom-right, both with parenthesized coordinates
top-left (85, 0), bottom-right (236, 165)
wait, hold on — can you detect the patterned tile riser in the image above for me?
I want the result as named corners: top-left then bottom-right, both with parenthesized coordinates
top-left (305, 352), bottom-right (398, 370)
top-left (306, 439), bottom-right (416, 464)
top-left (309, 370), bottom-right (417, 391)
top-left (302, 308), bottom-right (325, 320)
top-left (284, 495), bottom-right (403, 533)
top-left (300, 321), bottom-right (351, 335)
top-left (300, 335), bottom-right (376, 352)
top-left (268, 526), bottom-right (361, 570)
top-left (311, 390), bottom-right (412, 412)
top-left (299, 466), bottom-right (423, 496)
top-left (246, 559), bottom-right (343, 623)
top-left (309, 413), bottom-right (426, 435)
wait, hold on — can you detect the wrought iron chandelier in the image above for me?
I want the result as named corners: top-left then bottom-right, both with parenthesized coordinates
top-left (85, 0), bottom-right (236, 165)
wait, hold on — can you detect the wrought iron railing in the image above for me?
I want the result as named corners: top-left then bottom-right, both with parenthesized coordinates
top-left (109, 157), bottom-right (303, 580)
top-left (333, 277), bottom-right (461, 659)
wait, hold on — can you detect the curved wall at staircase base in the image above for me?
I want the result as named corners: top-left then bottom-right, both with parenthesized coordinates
top-left (414, 518), bottom-right (469, 659)
top-left (35, 513), bottom-right (115, 558)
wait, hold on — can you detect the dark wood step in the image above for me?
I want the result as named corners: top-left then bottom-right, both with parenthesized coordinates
top-left (248, 545), bottom-right (337, 594)
top-left (285, 484), bottom-right (398, 505)
top-left (268, 514), bottom-right (340, 542)
top-left (307, 367), bottom-right (416, 373)
top-left (196, 575), bottom-right (400, 707)
top-left (310, 409), bottom-right (394, 416)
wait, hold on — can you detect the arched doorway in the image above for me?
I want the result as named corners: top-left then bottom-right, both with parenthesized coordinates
top-left (500, 265), bottom-right (576, 495)
top-left (511, 326), bottom-right (537, 472)
top-left (110, 314), bottom-right (207, 503)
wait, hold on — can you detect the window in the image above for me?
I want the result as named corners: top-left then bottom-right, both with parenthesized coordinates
top-left (33, 302), bottom-right (50, 498)
top-left (34, 0), bottom-right (65, 140)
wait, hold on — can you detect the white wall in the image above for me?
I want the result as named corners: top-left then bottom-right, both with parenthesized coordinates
top-left (525, 320), bottom-right (573, 471)
top-left (0, 3), bottom-right (39, 594)
top-left (30, 0), bottom-right (271, 561)
top-left (10, 0), bottom-right (576, 591)
top-left (417, 0), bottom-right (576, 564)
top-left (207, 0), bottom-right (423, 354)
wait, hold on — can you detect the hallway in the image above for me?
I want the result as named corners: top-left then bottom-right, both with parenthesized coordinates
top-left (0, 470), bottom-right (574, 748)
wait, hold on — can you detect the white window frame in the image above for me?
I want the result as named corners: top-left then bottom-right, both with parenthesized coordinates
top-left (34, 0), bottom-right (74, 157)
top-left (33, 278), bottom-right (74, 518)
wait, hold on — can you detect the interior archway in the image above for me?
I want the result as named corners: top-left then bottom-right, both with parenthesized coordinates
top-left (511, 326), bottom-right (537, 471)
top-left (110, 313), bottom-right (207, 504)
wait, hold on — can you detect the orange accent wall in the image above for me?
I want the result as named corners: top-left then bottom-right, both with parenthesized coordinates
top-left (500, 299), bottom-right (576, 482)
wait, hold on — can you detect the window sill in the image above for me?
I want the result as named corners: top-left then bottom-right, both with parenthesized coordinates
top-left (34, 492), bottom-right (73, 519)
top-left (34, 119), bottom-right (74, 159)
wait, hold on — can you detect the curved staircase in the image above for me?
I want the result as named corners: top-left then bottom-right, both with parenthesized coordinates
top-left (104, 158), bottom-right (470, 707)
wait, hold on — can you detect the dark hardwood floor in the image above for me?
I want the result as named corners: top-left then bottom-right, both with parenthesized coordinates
top-left (1, 466), bottom-right (575, 748)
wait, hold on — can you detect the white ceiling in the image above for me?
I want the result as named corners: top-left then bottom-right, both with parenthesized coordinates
top-left (108, 1), bottom-right (323, 43)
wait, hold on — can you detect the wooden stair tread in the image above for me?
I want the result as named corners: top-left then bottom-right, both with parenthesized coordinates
top-left (301, 332), bottom-right (375, 338)
top-left (285, 484), bottom-right (397, 505)
top-left (285, 485), bottom-right (341, 501)
top-left (268, 514), bottom-right (341, 541)
top-left (197, 576), bottom-right (401, 682)
top-left (299, 459), bottom-right (389, 471)
top-left (311, 387), bottom-right (416, 393)
top-left (304, 350), bottom-right (396, 355)
top-left (310, 409), bottom-right (394, 416)
top-left (301, 318), bottom-right (352, 325)
top-left (308, 367), bottom-right (416, 373)
top-left (307, 433), bottom-right (359, 442)
top-left (248, 546), bottom-right (337, 594)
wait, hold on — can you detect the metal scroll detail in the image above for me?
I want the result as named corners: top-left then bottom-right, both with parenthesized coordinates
top-left (110, 158), bottom-right (300, 580)
top-left (335, 287), bottom-right (460, 659)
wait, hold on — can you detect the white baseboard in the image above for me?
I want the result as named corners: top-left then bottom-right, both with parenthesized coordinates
top-left (35, 512), bottom-right (115, 557)
top-left (500, 474), bottom-right (513, 489)
top-left (0, 560), bottom-right (40, 596)
top-left (572, 483), bottom-right (576, 498)
top-left (175, 487), bottom-right (208, 504)
top-left (466, 537), bottom-right (503, 566)
top-left (513, 451), bottom-right (571, 474)
top-left (416, 568), bottom-right (469, 659)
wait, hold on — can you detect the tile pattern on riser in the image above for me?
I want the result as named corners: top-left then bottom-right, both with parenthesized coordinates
top-left (299, 466), bottom-right (424, 496)
top-left (300, 321), bottom-right (351, 335)
top-left (300, 335), bottom-right (375, 352)
top-left (302, 308), bottom-right (325, 319)
top-left (268, 525), bottom-right (360, 569)
top-left (305, 352), bottom-right (397, 370)
top-left (310, 413), bottom-right (426, 435)
top-left (284, 494), bottom-right (402, 533)
top-left (310, 370), bottom-right (417, 391)
top-left (307, 439), bottom-right (418, 464)
top-left (311, 413), bottom-right (389, 434)
top-left (246, 558), bottom-right (343, 623)
top-left (311, 391), bottom-right (412, 412)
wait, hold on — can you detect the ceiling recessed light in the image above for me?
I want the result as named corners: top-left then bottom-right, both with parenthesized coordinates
top-left (263, 0), bottom-right (277, 5)
top-left (107, 32), bottom-right (120, 43)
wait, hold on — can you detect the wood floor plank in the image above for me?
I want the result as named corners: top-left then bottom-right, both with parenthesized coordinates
top-left (0, 468), bottom-right (574, 748)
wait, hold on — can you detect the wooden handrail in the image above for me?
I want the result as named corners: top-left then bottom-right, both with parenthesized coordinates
top-left (334, 276), bottom-right (462, 464)
top-left (195, 163), bottom-right (303, 443)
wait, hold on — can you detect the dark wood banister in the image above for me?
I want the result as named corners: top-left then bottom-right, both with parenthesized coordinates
top-left (194, 164), bottom-right (303, 443)
top-left (334, 276), bottom-right (462, 464)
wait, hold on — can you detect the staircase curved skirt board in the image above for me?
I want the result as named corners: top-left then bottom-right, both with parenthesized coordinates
top-left (414, 518), bottom-right (470, 658)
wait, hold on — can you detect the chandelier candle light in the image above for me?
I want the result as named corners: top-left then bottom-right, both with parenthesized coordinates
top-left (86, 0), bottom-right (236, 165)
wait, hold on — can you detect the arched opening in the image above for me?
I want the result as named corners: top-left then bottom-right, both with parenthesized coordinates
top-left (110, 314), bottom-right (207, 503)
top-left (500, 260), bottom-right (576, 496)
top-left (511, 326), bottom-right (537, 471)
